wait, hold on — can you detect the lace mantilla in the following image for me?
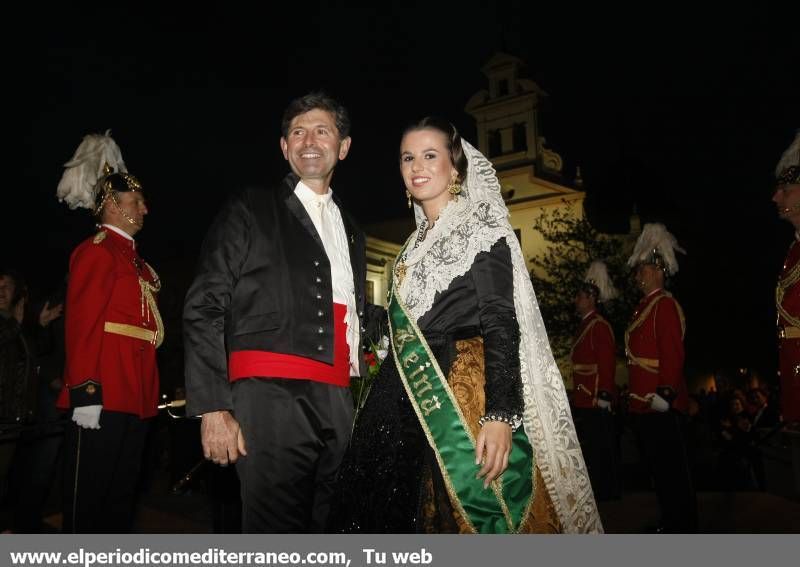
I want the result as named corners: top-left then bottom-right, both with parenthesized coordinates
top-left (398, 198), bottom-right (509, 319)
top-left (395, 139), bottom-right (602, 533)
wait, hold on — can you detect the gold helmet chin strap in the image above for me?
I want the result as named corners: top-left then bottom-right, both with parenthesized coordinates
top-left (94, 168), bottom-right (143, 227)
top-left (107, 191), bottom-right (142, 227)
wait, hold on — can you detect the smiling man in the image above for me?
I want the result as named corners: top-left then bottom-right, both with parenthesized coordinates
top-left (773, 130), bottom-right (800, 427)
top-left (184, 92), bottom-right (368, 533)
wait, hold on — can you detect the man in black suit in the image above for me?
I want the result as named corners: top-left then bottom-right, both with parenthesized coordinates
top-left (184, 92), bottom-right (367, 533)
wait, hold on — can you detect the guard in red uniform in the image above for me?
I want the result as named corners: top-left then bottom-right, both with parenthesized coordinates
top-left (570, 260), bottom-right (620, 499)
top-left (626, 223), bottom-right (696, 532)
top-left (55, 132), bottom-right (162, 533)
top-left (773, 130), bottom-right (800, 427)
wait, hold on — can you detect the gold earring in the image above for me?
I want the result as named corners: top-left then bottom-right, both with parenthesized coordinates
top-left (447, 178), bottom-right (462, 200)
top-left (406, 190), bottom-right (412, 209)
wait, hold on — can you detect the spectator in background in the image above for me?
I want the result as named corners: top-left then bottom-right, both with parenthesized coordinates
top-left (0, 269), bottom-right (63, 531)
top-left (717, 396), bottom-right (757, 491)
top-left (7, 276), bottom-right (67, 532)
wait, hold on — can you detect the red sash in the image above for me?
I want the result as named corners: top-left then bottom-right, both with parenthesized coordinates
top-left (228, 303), bottom-right (351, 387)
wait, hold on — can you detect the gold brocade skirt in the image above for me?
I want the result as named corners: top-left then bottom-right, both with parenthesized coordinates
top-left (419, 337), bottom-right (561, 533)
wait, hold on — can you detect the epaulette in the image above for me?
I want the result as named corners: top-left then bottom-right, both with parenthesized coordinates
top-left (93, 231), bottom-right (107, 244)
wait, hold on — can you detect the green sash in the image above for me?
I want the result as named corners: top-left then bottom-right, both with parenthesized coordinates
top-left (388, 272), bottom-right (535, 533)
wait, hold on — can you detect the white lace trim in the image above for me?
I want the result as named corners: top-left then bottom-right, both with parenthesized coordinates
top-left (397, 139), bottom-right (602, 533)
top-left (398, 198), bottom-right (509, 319)
top-left (509, 238), bottom-right (602, 533)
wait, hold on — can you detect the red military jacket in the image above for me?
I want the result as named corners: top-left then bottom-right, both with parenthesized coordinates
top-left (570, 311), bottom-right (616, 409)
top-left (777, 237), bottom-right (800, 423)
top-left (57, 227), bottom-right (162, 418)
top-left (625, 289), bottom-right (688, 414)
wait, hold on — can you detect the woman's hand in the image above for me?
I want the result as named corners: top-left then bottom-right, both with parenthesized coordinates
top-left (475, 421), bottom-right (512, 489)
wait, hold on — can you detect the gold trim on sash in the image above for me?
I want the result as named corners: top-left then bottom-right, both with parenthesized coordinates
top-left (390, 303), bottom-right (516, 532)
top-left (389, 265), bottom-right (534, 533)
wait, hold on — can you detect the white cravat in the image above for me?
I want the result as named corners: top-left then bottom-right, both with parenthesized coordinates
top-left (315, 195), bottom-right (335, 248)
top-left (295, 182), bottom-right (360, 375)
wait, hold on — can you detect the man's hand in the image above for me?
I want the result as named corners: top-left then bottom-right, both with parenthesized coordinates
top-left (475, 421), bottom-right (512, 489)
top-left (201, 410), bottom-right (247, 466)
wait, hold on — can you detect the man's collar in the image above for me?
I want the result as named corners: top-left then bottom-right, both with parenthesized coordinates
top-left (645, 287), bottom-right (663, 299)
top-left (294, 180), bottom-right (333, 206)
top-left (102, 223), bottom-right (135, 244)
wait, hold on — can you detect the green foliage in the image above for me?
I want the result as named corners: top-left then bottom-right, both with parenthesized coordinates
top-left (529, 208), bottom-right (637, 361)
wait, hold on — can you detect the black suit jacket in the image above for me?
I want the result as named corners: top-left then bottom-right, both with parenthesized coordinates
top-left (184, 173), bottom-right (367, 416)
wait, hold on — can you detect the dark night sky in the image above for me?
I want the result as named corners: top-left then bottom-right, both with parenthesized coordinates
top-left (4, 2), bottom-right (799, 384)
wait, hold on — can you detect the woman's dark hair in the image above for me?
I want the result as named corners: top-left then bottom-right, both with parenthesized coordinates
top-left (402, 117), bottom-right (467, 182)
top-left (281, 92), bottom-right (351, 139)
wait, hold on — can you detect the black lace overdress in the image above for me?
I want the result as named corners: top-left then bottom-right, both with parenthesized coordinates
top-left (329, 240), bottom-right (523, 533)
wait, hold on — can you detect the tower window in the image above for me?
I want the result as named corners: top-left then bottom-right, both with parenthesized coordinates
top-left (497, 79), bottom-right (509, 97)
top-left (488, 130), bottom-right (502, 157)
top-left (513, 123), bottom-right (527, 152)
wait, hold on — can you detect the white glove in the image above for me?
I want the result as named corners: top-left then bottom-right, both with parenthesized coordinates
top-left (597, 399), bottom-right (611, 410)
top-left (72, 405), bottom-right (103, 429)
top-left (648, 393), bottom-right (669, 413)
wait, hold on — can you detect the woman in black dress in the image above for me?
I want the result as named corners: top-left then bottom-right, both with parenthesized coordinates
top-left (330, 118), bottom-right (600, 534)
